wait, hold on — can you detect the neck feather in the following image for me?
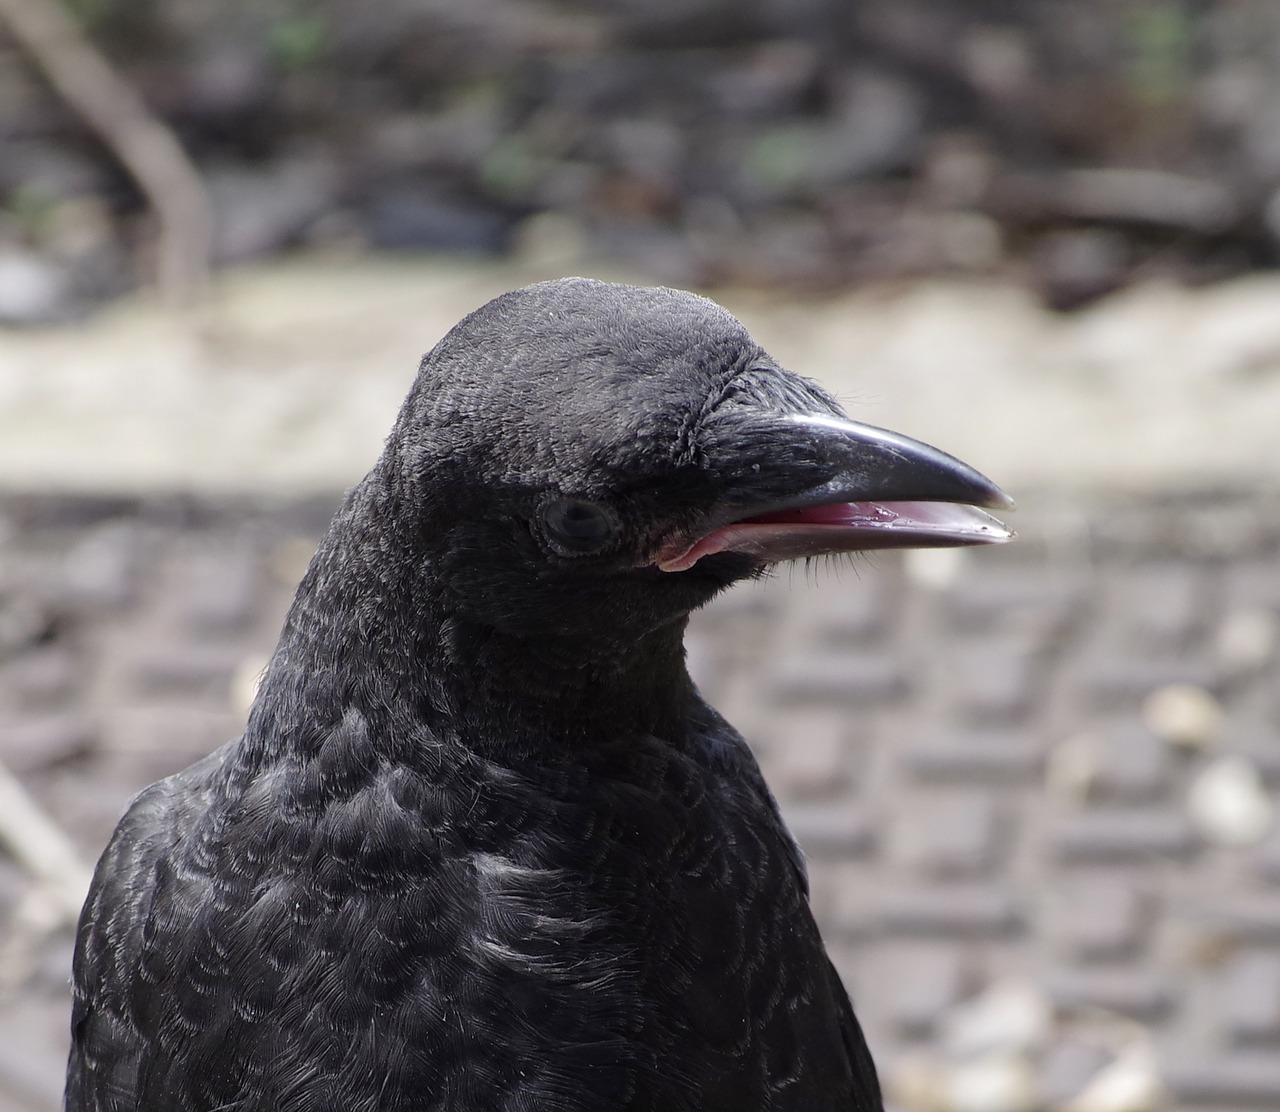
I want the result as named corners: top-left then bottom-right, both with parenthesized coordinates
top-left (244, 484), bottom-right (696, 764)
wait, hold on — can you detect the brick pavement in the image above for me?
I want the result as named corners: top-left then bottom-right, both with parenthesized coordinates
top-left (1, 492), bottom-right (1278, 1112)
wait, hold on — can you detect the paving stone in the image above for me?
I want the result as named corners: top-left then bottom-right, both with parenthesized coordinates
top-left (884, 945), bottom-right (971, 1036)
top-left (1083, 655), bottom-right (1221, 707)
top-left (0, 647), bottom-right (78, 708)
top-left (1168, 1105), bottom-right (1273, 1112)
top-left (46, 767), bottom-right (154, 846)
top-left (1232, 721), bottom-right (1280, 788)
top-left (0, 997), bottom-right (70, 1112)
top-left (808, 580), bottom-right (894, 644)
top-left (1194, 897), bottom-right (1280, 946)
top-left (1221, 950), bottom-right (1280, 1044)
top-left (267, 533), bottom-right (322, 590)
top-left (821, 865), bottom-right (883, 940)
top-left (1164, 1052), bottom-right (1280, 1105)
top-left (879, 884), bottom-right (1024, 937)
top-left (1213, 607), bottom-right (1277, 677)
top-left (1055, 806), bottom-right (1198, 862)
top-left (59, 522), bottom-right (144, 611)
top-left (100, 705), bottom-right (234, 764)
top-left (1225, 562), bottom-right (1280, 613)
top-left (26, 936), bottom-right (77, 997)
top-left (768, 650), bottom-right (909, 706)
top-left (904, 731), bottom-right (1045, 782)
top-left (3, 493), bottom-right (142, 530)
top-left (1089, 720), bottom-right (1173, 803)
top-left (1252, 823), bottom-right (1280, 885)
top-left (1165, 503), bottom-right (1280, 561)
top-left (0, 593), bottom-right (55, 659)
top-left (759, 710), bottom-right (854, 798)
top-left (954, 647), bottom-right (1040, 724)
top-left (1039, 1039), bottom-right (1131, 1105)
top-left (939, 979), bottom-right (1055, 1058)
top-left (0, 858), bottom-right (27, 918)
top-left (7, 491), bottom-right (1280, 1098)
top-left (175, 546), bottom-right (263, 634)
top-left (0, 1089), bottom-right (41, 1112)
top-left (897, 791), bottom-right (1004, 877)
top-left (0, 714), bottom-right (95, 772)
top-left (781, 802), bottom-right (876, 858)
top-left (1035, 1037), bottom-right (1113, 1109)
top-left (1046, 966), bottom-right (1173, 1020)
top-left (1119, 563), bottom-right (1205, 651)
top-left (945, 571), bottom-right (1082, 639)
top-left (1052, 871), bottom-right (1150, 960)
top-left (682, 627), bottom-right (721, 692)
top-left (129, 644), bottom-right (245, 699)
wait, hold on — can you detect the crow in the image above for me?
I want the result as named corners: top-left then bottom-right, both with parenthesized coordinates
top-left (66, 278), bottom-right (1011, 1111)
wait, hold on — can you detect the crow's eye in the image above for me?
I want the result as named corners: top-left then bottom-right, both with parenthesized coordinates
top-left (541, 498), bottom-right (618, 555)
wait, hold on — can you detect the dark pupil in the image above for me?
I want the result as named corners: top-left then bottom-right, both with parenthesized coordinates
top-left (547, 500), bottom-right (613, 550)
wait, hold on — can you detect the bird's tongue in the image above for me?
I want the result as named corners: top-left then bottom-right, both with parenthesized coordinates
top-left (655, 501), bottom-right (1011, 573)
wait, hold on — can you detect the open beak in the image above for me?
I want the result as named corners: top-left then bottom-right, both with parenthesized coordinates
top-left (654, 412), bottom-right (1014, 573)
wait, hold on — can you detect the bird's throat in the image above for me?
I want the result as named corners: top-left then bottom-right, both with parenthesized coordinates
top-left (250, 529), bottom-right (697, 757)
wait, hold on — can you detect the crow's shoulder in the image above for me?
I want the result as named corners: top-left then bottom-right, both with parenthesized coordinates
top-left (67, 744), bottom-right (233, 1108)
top-left (684, 697), bottom-right (809, 892)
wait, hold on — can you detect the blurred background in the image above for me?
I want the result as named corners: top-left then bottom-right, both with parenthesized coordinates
top-left (2, 2), bottom-right (1280, 1110)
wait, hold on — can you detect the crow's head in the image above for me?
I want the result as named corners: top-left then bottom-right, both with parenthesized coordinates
top-left (378, 278), bottom-right (1011, 644)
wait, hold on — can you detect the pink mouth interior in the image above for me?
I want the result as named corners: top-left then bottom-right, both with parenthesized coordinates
top-left (654, 500), bottom-right (1011, 573)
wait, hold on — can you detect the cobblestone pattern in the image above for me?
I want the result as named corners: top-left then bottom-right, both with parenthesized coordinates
top-left (1, 494), bottom-right (1278, 1111)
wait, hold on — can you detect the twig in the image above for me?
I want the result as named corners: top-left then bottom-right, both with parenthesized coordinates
top-left (0, 0), bottom-right (213, 305)
top-left (0, 885), bottom-right (67, 995)
top-left (0, 758), bottom-right (91, 919)
top-left (0, 759), bottom-right (90, 992)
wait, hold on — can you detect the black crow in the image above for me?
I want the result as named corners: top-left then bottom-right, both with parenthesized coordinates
top-left (66, 278), bottom-right (1011, 1111)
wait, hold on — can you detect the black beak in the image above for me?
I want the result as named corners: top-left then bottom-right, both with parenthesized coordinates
top-left (654, 411), bottom-right (1014, 572)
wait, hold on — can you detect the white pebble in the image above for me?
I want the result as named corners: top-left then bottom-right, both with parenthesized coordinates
top-left (1141, 684), bottom-right (1222, 749)
top-left (1046, 732), bottom-right (1100, 803)
top-left (946, 1052), bottom-right (1035, 1112)
top-left (1062, 1041), bottom-right (1164, 1112)
top-left (887, 1051), bottom-right (947, 1112)
top-left (905, 546), bottom-right (967, 590)
top-left (1215, 607), bottom-right (1276, 673)
top-left (231, 652), bottom-right (271, 715)
top-left (943, 980), bottom-right (1052, 1059)
top-left (1187, 756), bottom-right (1274, 848)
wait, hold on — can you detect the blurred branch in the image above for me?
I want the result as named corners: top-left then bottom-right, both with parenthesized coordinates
top-left (0, 0), bottom-right (213, 306)
top-left (0, 758), bottom-right (90, 920)
top-left (0, 758), bottom-right (91, 993)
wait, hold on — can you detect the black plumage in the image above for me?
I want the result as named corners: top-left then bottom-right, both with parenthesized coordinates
top-left (66, 278), bottom-right (1011, 1111)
